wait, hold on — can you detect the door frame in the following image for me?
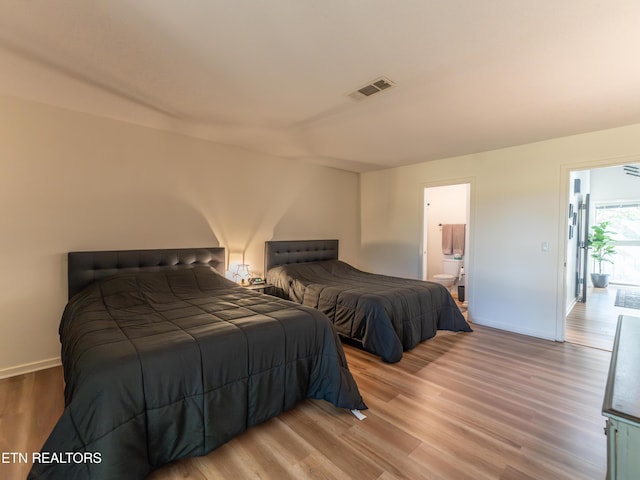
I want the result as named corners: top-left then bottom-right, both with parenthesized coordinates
top-left (557, 154), bottom-right (640, 341)
top-left (421, 177), bottom-right (474, 308)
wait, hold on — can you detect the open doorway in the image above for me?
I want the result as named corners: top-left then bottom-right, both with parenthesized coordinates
top-left (423, 183), bottom-right (471, 314)
top-left (564, 163), bottom-right (640, 350)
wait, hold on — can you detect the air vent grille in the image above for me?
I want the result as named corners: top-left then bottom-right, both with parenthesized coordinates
top-left (357, 85), bottom-right (380, 96)
top-left (350, 76), bottom-right (395, 100)
top-left (624, 165), bottom-right (639, 178)
top-left (372, 79), bottom-right (393, 90)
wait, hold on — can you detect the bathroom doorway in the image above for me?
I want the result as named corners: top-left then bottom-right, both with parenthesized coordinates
top-left (423, 183), bottom-right (471, 309)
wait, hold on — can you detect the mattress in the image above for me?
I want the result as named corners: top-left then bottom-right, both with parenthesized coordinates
top-left (29, 266), bottom-right (365, 479)
top-left (266, 259), bottom-right (472, 362)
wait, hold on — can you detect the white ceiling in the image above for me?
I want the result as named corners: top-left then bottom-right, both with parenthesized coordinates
top-left (2, 1), bottom-right (640, 172)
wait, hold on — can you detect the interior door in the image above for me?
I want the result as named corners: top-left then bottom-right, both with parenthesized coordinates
top-left (576, 193), bottom-right (590, 302)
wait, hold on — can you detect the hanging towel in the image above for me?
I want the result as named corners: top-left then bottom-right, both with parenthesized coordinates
top-left (452, 224), bottom-right (466, 256)
top-left (442, 224), bottom-right (453, 254)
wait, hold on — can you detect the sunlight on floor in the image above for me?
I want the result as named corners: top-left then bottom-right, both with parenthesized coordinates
top-left (567, 285), bottom-right (640, 351)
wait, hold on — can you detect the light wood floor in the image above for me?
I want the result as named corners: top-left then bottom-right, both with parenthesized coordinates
top-left (566, 286), bottom-right (640, 351)
top-left (0, 365), bottom-right (65, 480)
top-left (0, 325), bottom-right (610, 480)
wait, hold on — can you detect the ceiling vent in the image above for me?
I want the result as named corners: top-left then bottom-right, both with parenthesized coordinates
top-left (624, 165), bottom-right (639, 178)
top-left (349, 76), bottom-right (395, 101)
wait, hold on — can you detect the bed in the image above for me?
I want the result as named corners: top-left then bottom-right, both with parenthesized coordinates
top-left (265, 240), bottom-right (472, 363)
top-left (29, 247), bottom-right (366, 480)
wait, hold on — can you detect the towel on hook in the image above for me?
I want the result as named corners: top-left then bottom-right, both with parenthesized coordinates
top-left (441, 224), bottom-right (453, 254)
top-left (452, 224), bottom-right (465, 256)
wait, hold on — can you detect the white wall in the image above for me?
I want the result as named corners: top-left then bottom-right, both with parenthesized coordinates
top-left (0, 95), bottom-right (360, 377)
top-left (591, 163), bottom-right (640, 202)
top-left (361, 123), bottom-right (640, 340)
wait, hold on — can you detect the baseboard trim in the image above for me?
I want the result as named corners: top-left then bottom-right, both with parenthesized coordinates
top-left (0, 357), bottom-right (61, 380)
top-left (471, 317), bottom-right (556, 342)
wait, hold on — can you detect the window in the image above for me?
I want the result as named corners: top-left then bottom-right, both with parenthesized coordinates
top-left (594, 202), bottom-right (640, 285)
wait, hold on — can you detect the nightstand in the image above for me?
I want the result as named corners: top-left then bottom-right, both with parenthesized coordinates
top-left (242, 283), bottom-right (274, 295)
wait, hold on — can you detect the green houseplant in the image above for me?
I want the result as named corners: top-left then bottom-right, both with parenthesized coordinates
top-left (588, 221), bottom-right (617, 288)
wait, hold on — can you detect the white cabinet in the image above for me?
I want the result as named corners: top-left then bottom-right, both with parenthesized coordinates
top-left (603, 315), bottom-right (640, 480)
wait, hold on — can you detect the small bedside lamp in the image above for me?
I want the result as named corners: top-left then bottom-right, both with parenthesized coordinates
top-left (233, 263), bottom-right (251, 285)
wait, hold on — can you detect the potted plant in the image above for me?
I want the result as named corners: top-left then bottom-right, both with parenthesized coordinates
top-left (588, 221), bottom-right (617, 288)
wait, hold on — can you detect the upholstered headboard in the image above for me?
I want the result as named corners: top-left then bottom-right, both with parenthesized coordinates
top-left (264, 240), bottom-right (338, 273)
top-left (68, 247), bottom-right (226, 300)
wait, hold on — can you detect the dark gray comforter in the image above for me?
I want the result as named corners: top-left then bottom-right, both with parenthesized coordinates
top-left (266, 260), bottom-right (472, 363)
top-left (29, 267), bottom-right (365, 480)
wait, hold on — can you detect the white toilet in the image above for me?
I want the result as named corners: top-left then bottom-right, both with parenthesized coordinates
top-left (433, 259), bottom-right (463, 289)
